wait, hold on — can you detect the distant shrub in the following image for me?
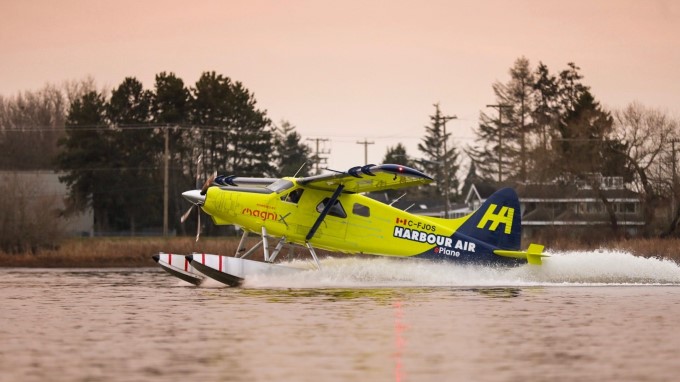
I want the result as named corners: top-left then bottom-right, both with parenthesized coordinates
top-left (0, 172), bottom-right (64, 254)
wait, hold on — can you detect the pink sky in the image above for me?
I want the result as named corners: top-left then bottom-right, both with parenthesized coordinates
top-left (1, 0), bottom-right (679, 172)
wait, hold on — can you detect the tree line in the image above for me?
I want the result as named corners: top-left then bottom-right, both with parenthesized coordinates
top-left (0, 71), bottom-right (458, 242)
top-left (1, 72), bottom-right (312, 239)
top-left (465, 57), bottom-right (680, 235)
top-left (2, 61), bottom-right (679, 251)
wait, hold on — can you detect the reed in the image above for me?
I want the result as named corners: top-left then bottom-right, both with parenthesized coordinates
top-left (0, 237), bottom-right (243, 268)
top-left (0, 236), bottom-right (679, 267)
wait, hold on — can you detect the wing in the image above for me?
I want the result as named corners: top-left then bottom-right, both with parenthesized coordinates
top-left (213, 175), bottom-right (279, 188)
top-left (205, 175), bottom-right (280, 195)
top-left (297, 164), bottom-right (433, 193)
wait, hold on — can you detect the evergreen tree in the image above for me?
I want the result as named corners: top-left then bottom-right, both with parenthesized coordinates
top-left (531, 62), bottom-right (560, 181)
top-left (417, 104), bottom-right (460, 204)
top-left (470, 57), bottom-right (535, 182)
top-left (555, 90), bottom-right (617, 176)
top-left (555, 90), bottom-right (625, 232)
top-left (467, 105), bottom-right (513, 184)
top-left (152, 72), bottom-right (193, 234)
top-left (107, 77), bottom-right (158, 233)
top-left (470, 59), bottom-right (598, 185)
top-left (228, 81), bottom-right (274, 176)
top-left (381, 143), bottom-right (419, 200)
top-left (557, 62), bottom-right (589, 114)
top-left (190, 72), bottom-right (273, 177)
top-left (57, 91), bottom-right (116, 232)
top-left (153, 72), bottom-right (191, 125)
top-left (383, 143), bottom-right (413, 167)
top-left (272, 121), bottom-right (311, 177)
top-left (504, 57), bottom-right (535, 181)
top-left (191, 72), bottom-right (233, 177)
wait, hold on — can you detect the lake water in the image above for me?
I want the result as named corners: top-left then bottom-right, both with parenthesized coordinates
top-left (2, 250), bottom-right (680, 382)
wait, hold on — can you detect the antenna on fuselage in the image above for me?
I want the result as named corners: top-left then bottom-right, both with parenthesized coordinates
top-left (389, 193), bottom-right (407, 206)
top-left (293, 161), bottom-right (308, 177)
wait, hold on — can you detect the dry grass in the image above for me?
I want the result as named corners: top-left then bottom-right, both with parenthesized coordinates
top-left (1, 235), bottom-right (679, 267)
top-left (604, 238), bottom-right (680, 263)
top-left (0, 237), bottom-right (246, 268)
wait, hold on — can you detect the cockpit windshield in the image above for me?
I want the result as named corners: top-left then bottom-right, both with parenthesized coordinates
top-left (266, 179), bottom-right (295, 194)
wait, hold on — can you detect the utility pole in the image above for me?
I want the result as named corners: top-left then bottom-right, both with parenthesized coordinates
top-left (433, 103), bottom-right (457, 218)
top-left (486, 104), bottom-right (512, 183)
top-left (163, 125), bottom-right (170, 237)
top-left (356, 139), bottom-right (375, 165)
top-left (672, 139), bottom-right (679, 222)
top-left (306, 138), bottom-right (330, 174)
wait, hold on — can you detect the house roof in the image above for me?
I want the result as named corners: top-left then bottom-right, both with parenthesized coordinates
top-left (522, 206), bottom-right (645, 225)
top-left (473, 183), bottom-right (498, 199)
top-left (465, 183), bottom-right (498, 205)
top-left (516, 182), bottom-right (640, 202)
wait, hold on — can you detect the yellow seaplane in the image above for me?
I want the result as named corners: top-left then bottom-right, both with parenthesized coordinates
top-left (153, 164), bottom-right (548, 286)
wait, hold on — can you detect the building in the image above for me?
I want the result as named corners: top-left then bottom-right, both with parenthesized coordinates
top-left (464, 175), bottom-right (645, 237)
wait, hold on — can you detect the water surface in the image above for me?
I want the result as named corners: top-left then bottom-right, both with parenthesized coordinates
top-left (2, 250), bottom-right (680, 382)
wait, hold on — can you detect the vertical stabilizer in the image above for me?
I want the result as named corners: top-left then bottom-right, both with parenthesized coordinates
top-left (456, 188), bottom-right (522, 251)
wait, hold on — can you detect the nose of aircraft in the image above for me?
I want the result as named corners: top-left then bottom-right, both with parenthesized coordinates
top-left (182, 189), bottom-right (206, 205)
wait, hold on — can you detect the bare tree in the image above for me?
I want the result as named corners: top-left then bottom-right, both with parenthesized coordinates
top-left (0, 173), bottom-right (64, 254)
top-left (0, 85), bottom-right (67, 170)
top-left (611, 103), bottom-right (679, 234)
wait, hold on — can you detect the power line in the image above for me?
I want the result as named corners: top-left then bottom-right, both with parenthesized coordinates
top-left (432, 103), bottom-right (457, 218)
top-left (0, 124), bottom-right (257, 133)
top-left (306, 137), bottom-right (330, 174)
top-left (486, 104), bottom-right (512, 183)
top-left (356, 139), bottom-right (375, 165)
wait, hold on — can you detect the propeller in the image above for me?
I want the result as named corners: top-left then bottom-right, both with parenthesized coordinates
top-left (179, 155), bottom-right (210, 242)
top-left (200, 171), bottom-right (217, 195)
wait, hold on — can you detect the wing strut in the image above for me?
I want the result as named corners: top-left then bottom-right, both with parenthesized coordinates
top-left (305, 184), bottom-right (345, 242)
top-left (306, 243), bottom-right (322, 270)
top-left (239, 240), bottom-right (263, 259)
top-left (235, 229), bottom-right (249, 256)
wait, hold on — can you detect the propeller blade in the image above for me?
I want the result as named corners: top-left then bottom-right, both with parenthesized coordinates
top-left (200, 171), bottom-right (218, 195)
top-left (195, 154), bottom-right (203, 189)
top-left (180, 205), bottom-right (194, 223)
top-left (195, 210), bottom-right (201, 242)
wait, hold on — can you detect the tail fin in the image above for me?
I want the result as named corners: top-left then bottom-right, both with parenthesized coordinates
top-left (457, 188), bottom-right (522, 250)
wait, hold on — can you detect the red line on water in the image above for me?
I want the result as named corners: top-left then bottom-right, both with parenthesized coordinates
top-left (219, 255), bottom-right (223, 272)
top-left (202, 253), bottom-right (205, 264)
top-left (168, 253), bottom-right (172, 265)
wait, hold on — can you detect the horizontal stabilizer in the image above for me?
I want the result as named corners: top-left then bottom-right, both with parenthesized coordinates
top-left (493, 243), bottom-right (548, 265)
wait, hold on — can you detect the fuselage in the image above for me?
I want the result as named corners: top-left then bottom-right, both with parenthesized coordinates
top-left (200, 178), bottom-right (477, 259)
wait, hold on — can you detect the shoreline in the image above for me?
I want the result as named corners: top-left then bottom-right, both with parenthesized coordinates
top-left (1, 236), bottom-right (679, 268)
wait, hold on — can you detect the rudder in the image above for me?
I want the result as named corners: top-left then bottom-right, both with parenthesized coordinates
top-left (456, 188), bottom-right (522, 251)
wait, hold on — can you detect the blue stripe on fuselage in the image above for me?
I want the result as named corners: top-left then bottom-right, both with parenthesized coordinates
top-left (414, 232), bottom-right (525, 266)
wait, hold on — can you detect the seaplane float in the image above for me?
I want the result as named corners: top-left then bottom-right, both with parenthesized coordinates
top-left (153, 164), bottom-right (548, 286)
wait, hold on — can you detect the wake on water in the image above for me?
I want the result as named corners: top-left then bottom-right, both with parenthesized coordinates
top-left (241, 249), bottom-right (680, 288)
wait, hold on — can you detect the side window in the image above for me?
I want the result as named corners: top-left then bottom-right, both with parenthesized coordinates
top-left (352, 203), bottom-right (370, 217)
top-left (281, 188), bottom-right (304, 204)
top-left (316, 198), bottom-right (347, 218)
